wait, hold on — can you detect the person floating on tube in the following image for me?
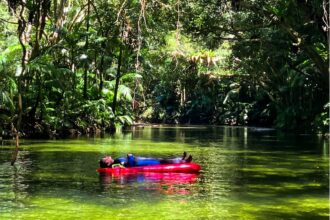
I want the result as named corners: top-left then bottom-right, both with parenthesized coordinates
top-left (99, 152), bottom-right (193, 168)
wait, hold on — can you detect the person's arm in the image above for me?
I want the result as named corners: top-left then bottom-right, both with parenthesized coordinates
top-left (126, 154), bottom-right (136, 167)
top-left (113, 158), bottom-right (126, 166)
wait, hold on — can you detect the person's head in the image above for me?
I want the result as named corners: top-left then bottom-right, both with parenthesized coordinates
top-left (99, 156), bottom-right (114, 168)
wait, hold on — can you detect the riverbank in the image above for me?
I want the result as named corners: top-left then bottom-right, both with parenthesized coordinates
top-left (1, 123), bottom-right (328, 141)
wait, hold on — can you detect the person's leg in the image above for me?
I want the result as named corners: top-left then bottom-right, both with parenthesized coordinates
top-left (159, 158), bottom-right (181, 164)
top-left (185, 155), bottom-right (192, 162)
top-left (182, 152), bottom-right (187, 160)
top-left (159, 155), bottom-right (193, 164)
top-left (182, 152), bottom-right (193, 162)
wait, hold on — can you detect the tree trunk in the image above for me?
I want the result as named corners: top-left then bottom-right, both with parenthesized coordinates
top-left (112, 46), bottom-right (123, 115)
top-left (99, 52), bottom-right (104, 95)
top-left (83, 0), bottom-right (90, 99)
top-left (51, 0), bottom-right (65, 44)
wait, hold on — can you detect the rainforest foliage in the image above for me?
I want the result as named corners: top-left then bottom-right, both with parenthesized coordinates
top-left (0, 0), bottom-right (329, 138)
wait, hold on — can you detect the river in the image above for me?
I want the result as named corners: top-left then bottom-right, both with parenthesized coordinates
top-left (0, 126), bottom-right (329, 219)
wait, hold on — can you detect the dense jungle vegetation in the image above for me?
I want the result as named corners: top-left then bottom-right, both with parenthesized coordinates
top-left (0, 0), bottom-right (329, 139)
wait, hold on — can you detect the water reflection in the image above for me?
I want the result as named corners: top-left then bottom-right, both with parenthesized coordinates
top-left (0, 150), bottom-right (32, 210)
top-left (99, 172), bottom-right (199, 195)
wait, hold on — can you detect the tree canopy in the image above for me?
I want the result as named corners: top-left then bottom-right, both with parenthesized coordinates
top-left (0, 0), bottom-right (328, 138)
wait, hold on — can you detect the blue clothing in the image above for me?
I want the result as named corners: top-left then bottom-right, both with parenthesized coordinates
top-left (115, 156), bottom-right (161, 166)
top-left (115, 155), bottom-right (183, 167)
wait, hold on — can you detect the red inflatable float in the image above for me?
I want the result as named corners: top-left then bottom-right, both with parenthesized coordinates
top-left (97, 162), bottom-right (201, 174)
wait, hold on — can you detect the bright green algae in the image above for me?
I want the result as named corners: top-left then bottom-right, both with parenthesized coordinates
top-left (0, 126), bottom-right (328, 219)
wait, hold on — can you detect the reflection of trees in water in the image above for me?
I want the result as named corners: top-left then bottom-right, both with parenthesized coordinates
top-left (195, 127), bottom-right (251, 199)
top-left (7, 150), bottom-right (32, 208)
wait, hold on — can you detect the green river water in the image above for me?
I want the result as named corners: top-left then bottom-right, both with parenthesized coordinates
top-left (0, 126), bottom-right (329, 219)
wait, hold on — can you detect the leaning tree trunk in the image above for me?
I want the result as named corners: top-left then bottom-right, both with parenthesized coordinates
top-left (12, 1), bottom-right (29, 165)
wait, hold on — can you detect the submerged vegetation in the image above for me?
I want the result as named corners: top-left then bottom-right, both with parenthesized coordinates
top-left (0, 0), bottom-right (328, 138)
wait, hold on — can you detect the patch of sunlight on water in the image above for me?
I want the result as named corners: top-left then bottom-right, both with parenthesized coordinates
top-left (2, 195), bottom-right (327, 220)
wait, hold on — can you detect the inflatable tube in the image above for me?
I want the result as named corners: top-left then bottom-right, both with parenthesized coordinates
top-left (97, 163), bottom-right (201, 174)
